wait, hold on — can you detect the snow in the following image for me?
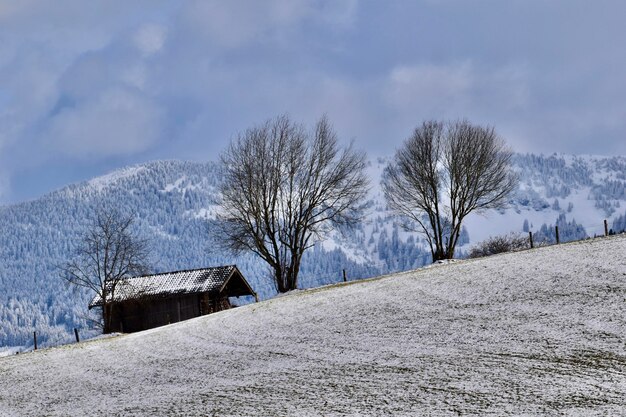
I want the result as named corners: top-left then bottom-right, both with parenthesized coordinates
top-left (87, 166), bottom-right (147, 192)
top-left (186, 205), bottom-right (220, 220)
top-left (162, 174), bottom-right (218, 195)
top-left (89, 266), bottom-right (240, 306)
top-left (464, 184), bottom-right (615, 243)
top-left (2, 235), bottom-right (626, 415)
top-left (0, 346), bottom-right (22, 357)
top-left (162, 175), bottom-right (204, 193)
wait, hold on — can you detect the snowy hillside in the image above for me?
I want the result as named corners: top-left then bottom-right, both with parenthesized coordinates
top-left (1, 153), bottom-right (626, 350)
top-left (0, 160), bottom-right (377, 350)
top-left (363, 153), bottom-right (626, 255)
top-left (1, 235), bottom-right (625, 416)
top-left (464, 153), bottom-right (626, 244)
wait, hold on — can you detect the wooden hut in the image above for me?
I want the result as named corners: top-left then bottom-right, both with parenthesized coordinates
top-left (89, 265), bottom-right (257, 333)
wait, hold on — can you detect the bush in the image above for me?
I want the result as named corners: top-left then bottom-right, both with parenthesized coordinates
top-left (469, 233), bottom-right (529, 258)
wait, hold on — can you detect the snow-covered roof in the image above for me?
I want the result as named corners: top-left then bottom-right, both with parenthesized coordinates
top-left (89, 265), bottom-right (254, 308)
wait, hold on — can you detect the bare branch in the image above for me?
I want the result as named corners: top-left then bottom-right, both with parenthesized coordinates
top-left (59, 209), bottom-right (151, 333)
top-left (382, 120), bottom-right (518, 262)
top-left (217, 114), bottom-right (369, 292)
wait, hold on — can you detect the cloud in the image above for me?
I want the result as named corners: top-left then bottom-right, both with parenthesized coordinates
top-left (2, 0), bottom-right (626, 203)
top-left (379, 62), bottom-right (548, 153)
top-left (178, 0), bottom-right (303, 48)
top-left (384, 62), bottom-right (533, 115)
top-left (30, 27), bottom-right (170, 159)
top-left (177, 0), bottom-right (356, 49)
top-left (133, 24), bottom-right (167, 57)
top-left (385, 63), bottom-right (474, 116)
top-left (0, 46), bottom-right (61, 157)
top-left (44, 88), bottom-right (164, 158)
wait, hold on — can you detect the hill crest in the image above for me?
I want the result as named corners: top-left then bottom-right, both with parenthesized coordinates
top-left (1, 234), bottom-right (625, 415)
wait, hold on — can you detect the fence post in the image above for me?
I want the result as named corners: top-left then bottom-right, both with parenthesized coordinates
top-left (529, 231), bottom-right (534, 249)
top-left (604, 219), bottom-right (609, 236)
top-left (555, 225), bottom-right (560, 244)
top-left (342, 269), bottom-right (347, 282)
top-left (33, 331), bottom-right (37, 351)
top-left (74, 328), bottom-right (80, 343)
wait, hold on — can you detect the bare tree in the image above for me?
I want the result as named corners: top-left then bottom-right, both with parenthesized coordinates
top-left (218, 115), bottom-right (369, 292)
top-left (60, 210), bottom-right (150, 333)
top-left (382, 120), bottom-right (518, 262)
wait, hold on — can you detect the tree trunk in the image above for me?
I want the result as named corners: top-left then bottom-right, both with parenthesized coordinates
top-left (102, 303), bottom-right (111, 334)
top-left (432, 248), bottom-right (447, 262)
top-left (287, 253), bottom-right (302, 291)
top-left (274, 265), bottom-right (290, 293)
top-left (274, 255), bottom-right (302, 292)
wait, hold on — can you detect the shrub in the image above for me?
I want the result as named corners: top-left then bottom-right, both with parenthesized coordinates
top-left (469, 233), bottom-right (529, 258)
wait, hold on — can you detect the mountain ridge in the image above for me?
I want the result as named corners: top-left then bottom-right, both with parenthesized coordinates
top-left (1, 153), bottom-right (626, 350)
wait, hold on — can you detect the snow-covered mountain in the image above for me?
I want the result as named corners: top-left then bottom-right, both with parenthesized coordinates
top-left (2, 235), bottom-right (625, 415)
top-left (0, 160), bottom-right (380, 350)
top-left (467, 153), bottom-right (626, 243)
top-left (1, 153), bottom-right (626, 350)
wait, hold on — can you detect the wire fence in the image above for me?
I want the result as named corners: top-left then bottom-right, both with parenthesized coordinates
top-left (527, 218), bottom-right (624, 245)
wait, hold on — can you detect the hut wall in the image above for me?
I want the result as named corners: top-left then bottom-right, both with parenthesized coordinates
top-left (109, 292), bottom-right (232, 333)
top-left (110, 294), bottom-right (199, 333)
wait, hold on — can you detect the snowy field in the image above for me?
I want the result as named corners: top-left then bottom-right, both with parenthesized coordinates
top-left (1, 236), bottom-right (626, 416)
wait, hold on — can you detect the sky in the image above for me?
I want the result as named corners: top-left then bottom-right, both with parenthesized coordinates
top-left (1, 0), bottom-right (625, 203)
